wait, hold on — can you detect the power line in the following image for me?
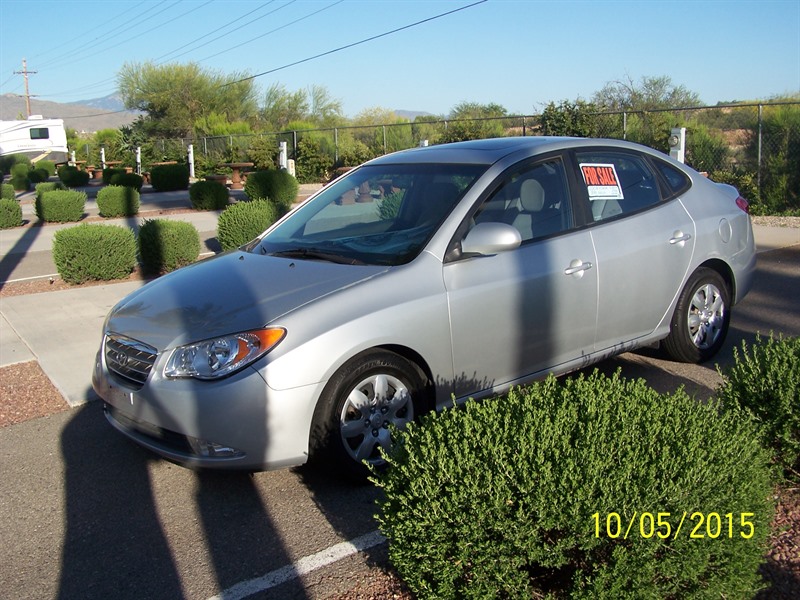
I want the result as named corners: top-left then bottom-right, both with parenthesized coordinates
top-left (222, 0), bottom-right (489, 86)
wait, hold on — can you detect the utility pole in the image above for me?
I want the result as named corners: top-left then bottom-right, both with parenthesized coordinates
top-left (13, 58), bottom-right (37, 118)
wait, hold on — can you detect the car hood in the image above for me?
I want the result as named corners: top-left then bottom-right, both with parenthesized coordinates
top-left (105, 250), bottom-right (389, 350)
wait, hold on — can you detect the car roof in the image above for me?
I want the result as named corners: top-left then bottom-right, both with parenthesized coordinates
top-left (365, 136), bottom-right (663, 166)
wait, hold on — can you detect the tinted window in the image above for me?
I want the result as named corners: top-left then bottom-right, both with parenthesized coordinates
top-left (576, 150), bottom-right (661, 221)
top-left (29, 128), bottom-right (49, 140)
top-left (654, 159), bottom-right (691, 197)
top-left (472, 158), bottom-right (572, 242)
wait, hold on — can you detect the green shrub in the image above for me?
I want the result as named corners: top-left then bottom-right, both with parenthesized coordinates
top-left (243, 169), bottom-right (299, 214)
top-left (36, 160), bottom-right (56, 177)
top-left (217, 200), bottom-right (278, 251)
top-left (52, 224), bottom-right (137, 284)
top-left (189, 179), bottom-right (230, 210)
top-left (28, 167), bottom-right (49, 184)
top-left (101, 167), bottom-right (125, 185)
top-left (375, 371), bottom-right (774, 599)
top-left (36, 189), bottom-right (86, 222)
top-left (718, 334), bottom-right (800, 481)
top-left (10, 163), bottom-right (30, 191)
top-left (1, 183), bottom-right (15, 200)
top-left (138, 219), bottom-right (200, 274)
top-left (34, 181), bottom-right (66, 202)
top-left (96, 185), bottom-right (140, 218)
top-left (0, 198), bottom-right (22, 228)
top-left (57, 165), bottom-right (90, 188)
top-left (149, 164), bottom-right (189, 192)
top-left (0, 153), bottom-right (30, 176)
top-left (109, 172), bottom-right (144, 191)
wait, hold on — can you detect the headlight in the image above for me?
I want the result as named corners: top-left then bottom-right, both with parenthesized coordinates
top-left (164, 328), bottom-right (285, 380)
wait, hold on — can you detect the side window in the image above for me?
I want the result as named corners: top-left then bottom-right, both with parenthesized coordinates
top-left (576, 151), bottom-right (661, 221)
top-left (472, 159), bottom-right (572, 242)
top-left (653, 159), bottom-right (691, 198)
top-left (29, 128), bottom-right (50, 140)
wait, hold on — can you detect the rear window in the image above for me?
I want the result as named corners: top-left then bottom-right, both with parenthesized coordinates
top-left (29, 128), bottom-right (50, 140)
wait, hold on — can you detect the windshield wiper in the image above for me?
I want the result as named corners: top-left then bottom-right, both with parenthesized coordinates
top-left (269, 248), bottom-right (365, 265)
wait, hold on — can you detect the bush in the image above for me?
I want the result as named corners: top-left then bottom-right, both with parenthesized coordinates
top-left (57, 165), bottom-right (90, 188)
top-left (10, 163), bottom-right (30, 191)
top-left (138, 219), bottom-right (200, 274)
top-left (0, 153), bottom-right (30, 176)
top-left (35, 189), bottom-right (86, 223)
top-left (102, 167), bottom-right (126, 185)
top-left (189, 180), bottom-right (230, 210)
top-left (0, 198), bottom-right (22, 228)
top-left (149, 164), bottom-right (189, 192)
top-left (375, 371), bottom-right (774, 599)
top-left (34, 181), bottom-right (66, 202)
top-left (96, 185), bottom-right (140, 218)
top-left (108, 172), bottom-right (144, 191)
top-left (243, 169), bottom-right (298, 214)
top-left (36, 160), bottom-right (56, 177)
top-left (1, 183), bottom-right (15, 200)
top-left (28, 167), bottom-right (49, 184)
top-left (217, 200), bottom-right (278, 251)
top-left (52, 224), bottom-right (137, 284)
top-left (718, 334), bottom-right (800, 481)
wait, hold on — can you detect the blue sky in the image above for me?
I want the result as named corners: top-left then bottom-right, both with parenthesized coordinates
top-left (1, 0), bottom-right (798, 118)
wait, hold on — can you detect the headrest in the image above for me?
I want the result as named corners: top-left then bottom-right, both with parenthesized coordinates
top-left (519, 179), bottom-right (545, 212)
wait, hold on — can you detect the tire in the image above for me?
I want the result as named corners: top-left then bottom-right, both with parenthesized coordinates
top-left (309, 350), bottom-right (429, 481)
top-left (663, 267), bottom-right (731, 363)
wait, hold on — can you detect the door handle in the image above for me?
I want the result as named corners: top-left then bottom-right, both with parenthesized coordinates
top-left (669, 232), bottom-right (692, 245)
top-left (564, 260), bottom-right (593, 276)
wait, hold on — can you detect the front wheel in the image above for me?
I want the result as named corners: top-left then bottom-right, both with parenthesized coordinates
top-left (309, 350), bottom-right (429, 480)
top-left (662, 267), bottom-right (731, 363)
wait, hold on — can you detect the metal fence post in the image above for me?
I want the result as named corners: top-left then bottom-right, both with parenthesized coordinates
top-left (334, 128), bottom-right (339, 164)
top-left (757, 103), bottom-right (763, 199)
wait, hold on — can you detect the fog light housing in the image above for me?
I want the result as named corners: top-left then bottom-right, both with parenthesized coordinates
top-left (186, 436), bottom-right (244, 458)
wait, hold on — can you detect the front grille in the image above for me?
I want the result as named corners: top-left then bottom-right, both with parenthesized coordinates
top-left (105, 333), bottom-right (158, 389)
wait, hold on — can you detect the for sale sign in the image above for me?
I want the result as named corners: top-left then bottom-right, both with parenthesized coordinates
top-left (580, 163), bottom-right (624, 200)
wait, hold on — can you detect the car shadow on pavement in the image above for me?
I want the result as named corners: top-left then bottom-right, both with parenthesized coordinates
top-left (58, 400), bottom-right (309, 600)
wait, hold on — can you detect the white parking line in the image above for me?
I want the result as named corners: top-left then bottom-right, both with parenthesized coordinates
top-left (207, 530), bottom-right (387, 600)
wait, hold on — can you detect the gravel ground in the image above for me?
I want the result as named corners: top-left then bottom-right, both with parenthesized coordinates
top-left (0, 214), bottom-right (797, 597)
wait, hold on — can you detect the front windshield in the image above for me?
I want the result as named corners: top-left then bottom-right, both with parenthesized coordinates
top-left (254, 163), bottom-right (487, 266)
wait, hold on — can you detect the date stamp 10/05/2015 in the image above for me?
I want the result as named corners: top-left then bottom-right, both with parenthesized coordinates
top-left (592, 512), bottom-right (756, 541)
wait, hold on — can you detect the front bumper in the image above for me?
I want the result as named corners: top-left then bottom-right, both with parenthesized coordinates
top-left (92, 347), bottom-right (319, 471)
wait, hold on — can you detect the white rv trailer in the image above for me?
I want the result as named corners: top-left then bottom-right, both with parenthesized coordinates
top-left (0, 116), bottom-right (68, 163)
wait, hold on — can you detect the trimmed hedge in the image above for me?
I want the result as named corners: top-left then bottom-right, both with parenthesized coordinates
top-left (718, 334), bottom-right (800, 481)
top-left (10, 163), bottom-right (30, 191)
top-left (217, 200), bottom-right (278, 251)
top-left (52, 224), bottom-right (137, 284)
top-left (189, 179), bottom-right (229, 210)
top-left (35, 189), bottom-right (86, 223)
top-left (1, 183), bottom-right (15, 200)
top-left (375, 371), bottom-right (774, 599)
top-left (149, 164), bottom-right (189, 192)
top-left (138, 218), bottom-right (200, 275)
top-left (28, 167), bottom-right (49, 184)
top-left (96, 185), bottom-right (140, 218)
top-left (109, 172), bottom-right (144, 191)
top-left (243, 169), bottom-right (298, 214)
top-left (34, 181), bottom-right (67, 202)
top-left (102, 167), bottom-right (125, 185)
top-left (57, 165), bottom-right (90, 188)
top-left (0, 153), bottom-right (30, 176)
top-left (0, 198), bottom-right (22, 229)
top-left (37, 160), bottom-right (56, 177)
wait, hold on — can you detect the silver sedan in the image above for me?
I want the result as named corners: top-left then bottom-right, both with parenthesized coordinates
top-left (92, 137), bottom-right (755, 477)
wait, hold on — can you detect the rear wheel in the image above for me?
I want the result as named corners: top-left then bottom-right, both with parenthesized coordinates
top-left (310, 350), bottom-right (429, 480)
top-left (663, 267), bottom-right (731, 363)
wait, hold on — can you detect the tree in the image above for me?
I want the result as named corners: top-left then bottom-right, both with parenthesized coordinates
top-left (307, 84), bottom-right (345, 127)
top-left (260, 83), bottom-right (309, 131)
top-left (592, 75), bottom-right (701, 111)
top-left (441, 101), bottom-right (508, 143)
top-left (117, 61), bottom-right (258, 138)
top-left (539, 100), bottom-right (599, 137)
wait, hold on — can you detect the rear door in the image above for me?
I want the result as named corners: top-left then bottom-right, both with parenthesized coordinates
top-left (573, 149), bottom-right (696, 350)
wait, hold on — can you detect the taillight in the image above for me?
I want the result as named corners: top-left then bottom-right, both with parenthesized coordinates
top-left (735, 196), bottom-right (750, 214)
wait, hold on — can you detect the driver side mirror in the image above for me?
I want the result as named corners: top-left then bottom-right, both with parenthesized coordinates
top-left (461, 222), bottom-right (522, 256)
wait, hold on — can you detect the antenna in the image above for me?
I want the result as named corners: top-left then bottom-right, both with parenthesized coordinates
top-left (13, 58), bottom-right (37, 118)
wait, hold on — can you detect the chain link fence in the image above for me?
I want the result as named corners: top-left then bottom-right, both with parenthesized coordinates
top-left (137, 101), bottom-right (799, 214)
